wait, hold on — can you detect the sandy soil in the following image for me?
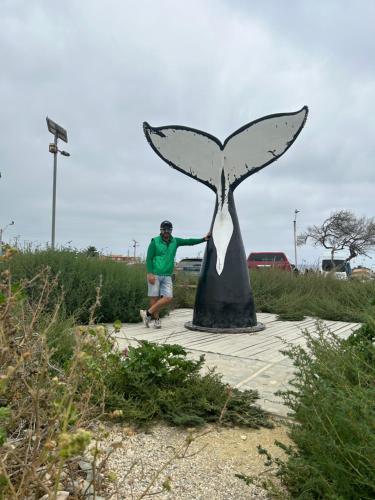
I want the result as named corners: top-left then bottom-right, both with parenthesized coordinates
top-left (101, 418), bottom-right (291, 499)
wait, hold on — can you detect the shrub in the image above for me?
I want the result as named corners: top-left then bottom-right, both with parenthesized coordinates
top-left (173, 273), bottom-right (198, 308)
top-left (98, 340), bottom-right (272, 429)
top-left (274, 322), bottom-right (375, 499)
top-left (0, 265), bottom-right (111, 498)
top-left (3, 249), bottom-right (148, 323)
top-left (250, 269), bottom-right (375, 323)
top-left (276, 311), bottom-right (306, 321)
top-left (4, 251), bottom-right (375, 324)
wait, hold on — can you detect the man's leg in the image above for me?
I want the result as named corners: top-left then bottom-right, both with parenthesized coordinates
top-left (148, 296), bottom-right (173, 317)
top-left (141, 277), bottom-right (160, 327)
top-left (149, 297), bottom-right (159, 317)
top-left (148, 276), bottom-right (173, 319)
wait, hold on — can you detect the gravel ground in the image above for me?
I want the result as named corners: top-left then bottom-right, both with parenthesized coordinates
top-left (100, 421), bottom-right (290, 499)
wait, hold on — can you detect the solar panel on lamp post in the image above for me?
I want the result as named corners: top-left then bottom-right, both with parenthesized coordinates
top-left (46, 117), bottom-right (70, 250)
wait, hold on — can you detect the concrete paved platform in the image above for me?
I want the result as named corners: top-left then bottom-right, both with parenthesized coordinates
top-left (114, 309), bottom-right (360, 417)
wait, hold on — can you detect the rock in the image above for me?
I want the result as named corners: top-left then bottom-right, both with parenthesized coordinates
top-left (111, 437), bottom-right (123, 447)
top-left (86, 471), bottom-right (93, 482)
top-left (123, 427), bottom-right (136, 437)
top-left (241, 435), bottom-right (247, 441)
top-left (79, 460), bottom-right (92, 471)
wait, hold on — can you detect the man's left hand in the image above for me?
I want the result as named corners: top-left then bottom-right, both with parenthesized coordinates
top-left (204, 232), bottom-right (211, 241)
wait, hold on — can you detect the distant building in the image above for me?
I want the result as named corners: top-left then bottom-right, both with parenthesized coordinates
top-left (100, 254), bottom-right (141, 264)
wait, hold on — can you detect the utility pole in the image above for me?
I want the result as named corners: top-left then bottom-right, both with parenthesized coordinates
top-left (13, 235), bottom-right (20, 249)
top-left (293, 209), bottom-right (300, 270)
top-left (132, 239), bottom-right (139, 259)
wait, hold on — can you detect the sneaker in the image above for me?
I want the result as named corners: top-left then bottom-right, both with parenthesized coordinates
top-left (140, 309), bottom-right (151, 328)
top-left (154, 318), bottom-right (162, 329)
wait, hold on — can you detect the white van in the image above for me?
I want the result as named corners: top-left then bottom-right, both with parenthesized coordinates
top-left (321, 251), bottom-right (350, 280)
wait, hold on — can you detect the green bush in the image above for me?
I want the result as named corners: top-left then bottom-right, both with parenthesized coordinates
top-left (4, 250), bottom-right (148, 323)
top-left (277, 311), bottom-right (306, 322)
top-left (95, 340), bottom-right (272, 428)
top-left (250, 269), bottom-right (375, 323)
top-left (4, 251), bottom-right (375, 324)
top-left (274, 322), bottom-right (375, 499)
top-left (42, 320), bottom-right (272, 429)
top-left (173, 273), bottom-right (198, 308)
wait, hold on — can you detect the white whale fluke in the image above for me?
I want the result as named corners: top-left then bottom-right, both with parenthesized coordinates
top-left (143, 106), bottom-right (308, 275)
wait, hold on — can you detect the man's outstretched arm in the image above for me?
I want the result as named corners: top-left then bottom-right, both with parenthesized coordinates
top-left (176, 233), bottom-right (211, 246)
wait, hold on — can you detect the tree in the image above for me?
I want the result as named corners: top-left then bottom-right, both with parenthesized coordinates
top-left (84, 245), bottom-right (99, 258)
top-left (298, 210), bottom-right (375, 262)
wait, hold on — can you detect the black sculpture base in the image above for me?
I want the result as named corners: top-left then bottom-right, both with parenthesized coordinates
top-left (185, 321), bottom-right (265, 334)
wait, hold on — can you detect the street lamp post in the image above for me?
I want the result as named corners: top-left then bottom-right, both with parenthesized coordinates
top-left (51, 132), bottom-right (58, 250)
top-left (46, 117), bottom-right (70, 250)
top-left (0, 221), bottom-right (15, 256)
top-left (293, 209), bottom-right (300, 270)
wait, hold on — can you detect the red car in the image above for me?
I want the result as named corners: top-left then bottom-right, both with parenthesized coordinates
top-left (247, 252), bottom-right (292, 271)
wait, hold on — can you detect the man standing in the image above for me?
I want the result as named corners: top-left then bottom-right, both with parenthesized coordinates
top-left (140, 220), bottom-right (210, 329)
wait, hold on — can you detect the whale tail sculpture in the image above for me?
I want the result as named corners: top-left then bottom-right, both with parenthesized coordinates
top-left (143, 106), bottom-right (308, 332)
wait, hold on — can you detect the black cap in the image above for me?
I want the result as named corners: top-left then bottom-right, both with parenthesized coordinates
top-left (160, 220), bottom-right (173, 232)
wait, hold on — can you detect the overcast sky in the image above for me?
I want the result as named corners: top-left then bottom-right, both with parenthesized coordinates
top-left (1, 0), bottom-right (374, 267)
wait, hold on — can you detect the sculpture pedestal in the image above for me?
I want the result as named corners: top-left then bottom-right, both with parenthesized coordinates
top-left (185, 321), bottom-right (265, 334)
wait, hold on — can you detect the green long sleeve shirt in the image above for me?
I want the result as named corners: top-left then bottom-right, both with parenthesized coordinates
top-left (146, 235), bottom-right (205, 276)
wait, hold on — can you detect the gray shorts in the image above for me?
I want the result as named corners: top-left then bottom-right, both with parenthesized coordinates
top-left (148, 275), bottom-right (173, 297)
